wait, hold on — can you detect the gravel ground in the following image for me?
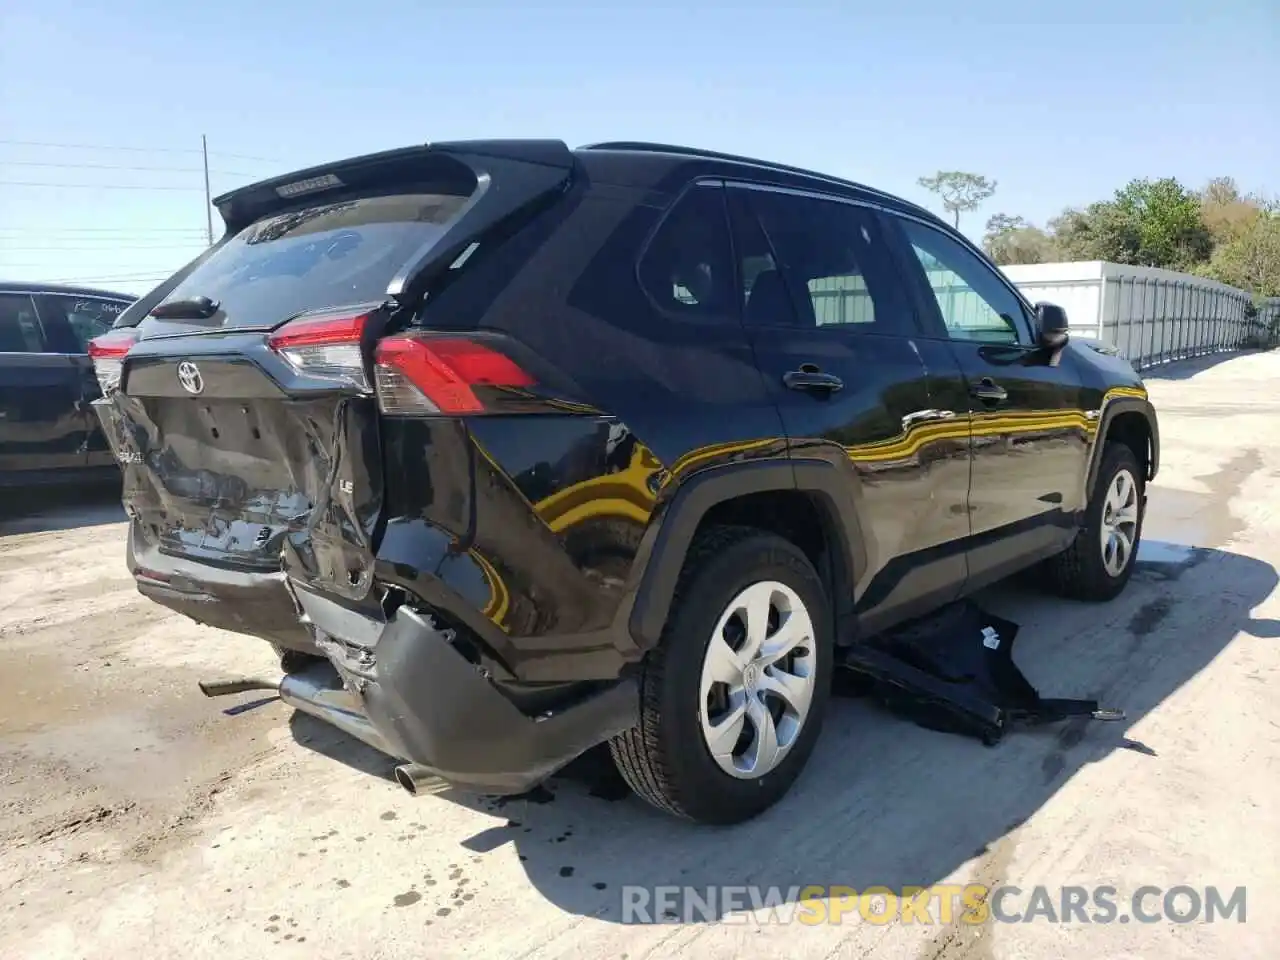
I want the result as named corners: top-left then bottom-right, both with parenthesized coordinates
top-left (2, 350), bottom-right (1277, 959)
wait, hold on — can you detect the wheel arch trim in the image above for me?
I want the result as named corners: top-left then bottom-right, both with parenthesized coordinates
top-left (1086, 395), bottom-right (1159, 501)
top-left (627, 459), bottom-right (867, 650)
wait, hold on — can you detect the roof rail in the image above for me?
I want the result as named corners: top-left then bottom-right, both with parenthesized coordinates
top-left (579, 140), bottom-right (927, 214)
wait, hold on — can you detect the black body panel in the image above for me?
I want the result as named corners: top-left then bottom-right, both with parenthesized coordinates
top-left (367, 170), bottom-right (787, 681)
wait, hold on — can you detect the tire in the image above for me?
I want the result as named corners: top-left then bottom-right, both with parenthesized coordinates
top-left (609, 525), bottom-right (833, 824)
top-left (1046, 442), bottom-right (1145, 601)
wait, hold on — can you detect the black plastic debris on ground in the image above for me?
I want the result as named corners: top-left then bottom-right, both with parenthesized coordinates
top-left (841, 600), bottom-right (1124, 746)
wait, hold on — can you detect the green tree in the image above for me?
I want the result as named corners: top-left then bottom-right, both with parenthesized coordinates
top-left (984, 213), bottom-right (1026, 236)
top-left (1203, 211), bottom-right (1280, 298)
top-left (917, 171), bottom-right (997, 230)
top-left (1199, 176), bottom-right (1269, 247)
top-left (1049, 202), bottom-right (1142, 263)
top-left (982, 213), bottom-right (1058, 265)
top-left (1112, 177), bottom-right (1212, 269)
top-left (1049, 178), bottom-right (1210, 270)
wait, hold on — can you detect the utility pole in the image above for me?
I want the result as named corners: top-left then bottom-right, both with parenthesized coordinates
top-left (201, 134), bottom-right (213, 246)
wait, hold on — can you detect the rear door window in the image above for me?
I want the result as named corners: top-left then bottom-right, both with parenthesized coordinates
top-left (153, 192), bottom-right (472, 328)
top-left (0, 294), bottom-right (47, 353)
top-left (730, 187), bottom-right (916, 335)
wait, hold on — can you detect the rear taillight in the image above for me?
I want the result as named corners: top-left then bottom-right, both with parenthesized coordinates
top-left (267, 309), bottom-right (371, 392)
top-left (373, 335), bottom-right (535, 415)
top-left (87, 328), bottom-right (140, 394)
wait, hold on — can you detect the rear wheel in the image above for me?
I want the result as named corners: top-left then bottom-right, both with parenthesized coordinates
top-left (609, 526), bottom-right (832, 824)
top-left (1047, 443), bottom-right (1144, 601)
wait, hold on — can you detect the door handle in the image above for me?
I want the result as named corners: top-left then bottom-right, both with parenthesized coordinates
top-left (969, 377), bottom-right (1007, 403)
top-left (783, 367), bottom-right (844, 393)
top-left (901, 408), bottom-right (958, 430)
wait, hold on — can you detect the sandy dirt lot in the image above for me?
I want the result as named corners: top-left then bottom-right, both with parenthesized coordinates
top-left (2, 351), bottom-right (1278, 959)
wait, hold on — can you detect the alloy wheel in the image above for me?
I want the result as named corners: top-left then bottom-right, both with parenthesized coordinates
top-left (698, 580), bottom-right (818, 779)
top-left (1100, 467), bottom-right (1140, 577)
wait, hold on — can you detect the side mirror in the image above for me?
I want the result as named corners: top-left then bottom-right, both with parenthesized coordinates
top-left (1035, 301), bottom-right (1069, 349)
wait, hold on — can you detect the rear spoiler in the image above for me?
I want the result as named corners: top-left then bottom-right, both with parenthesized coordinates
top-left (212, 140), bottom-right (575, 233)
top-left (113, 140), bottom-right (576, 330)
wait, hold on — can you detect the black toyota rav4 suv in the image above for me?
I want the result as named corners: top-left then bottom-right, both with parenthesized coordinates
top-left (91, 140), bottom-right (1158, 824)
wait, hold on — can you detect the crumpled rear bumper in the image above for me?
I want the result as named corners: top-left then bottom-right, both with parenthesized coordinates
top-left (128, 524), bottom-right (320, 655)
top-left (290, 585), bottom-right (639, 794)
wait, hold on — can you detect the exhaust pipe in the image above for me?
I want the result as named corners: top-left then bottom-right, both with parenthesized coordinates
top-left (394, 764), bottom-right (437, 796)
top-left (198, 677), bottom-right (279, 697)
top-left (199, 660), bottom-right (394, 758)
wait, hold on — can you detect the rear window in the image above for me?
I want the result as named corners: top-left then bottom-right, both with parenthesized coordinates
top-left (156, 192), bottom-right (471, 326)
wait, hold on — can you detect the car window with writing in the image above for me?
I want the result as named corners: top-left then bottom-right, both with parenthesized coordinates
top-left (59, 297), bottom-right (130, 352)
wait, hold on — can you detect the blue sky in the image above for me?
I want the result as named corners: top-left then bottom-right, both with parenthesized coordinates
top-left (1, 0), bottom-right (1275, 294)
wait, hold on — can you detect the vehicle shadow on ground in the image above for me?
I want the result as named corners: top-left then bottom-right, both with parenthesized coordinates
top-left (0, 483), bottom-right (124, 535)
top-left (294, 536), bottom-right (1278, 924)
top-left (1140, 348), bottom-right (1270, 381)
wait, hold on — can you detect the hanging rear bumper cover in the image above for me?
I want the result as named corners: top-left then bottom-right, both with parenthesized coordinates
top-left (289, 585), bottom-right (639, 794)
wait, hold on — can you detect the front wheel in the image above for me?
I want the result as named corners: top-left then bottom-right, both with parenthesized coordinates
top-left (1046, 443), bottom-right (1145, 601)
top-left (609, 526), bottom-right (833, 825)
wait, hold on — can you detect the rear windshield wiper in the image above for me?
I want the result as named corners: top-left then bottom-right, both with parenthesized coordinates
top-left (149, 295), bottom-right (220, 320)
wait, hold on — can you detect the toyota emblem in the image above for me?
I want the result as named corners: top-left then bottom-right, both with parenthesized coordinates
top-left (177, 361), bottom-right (205, 395)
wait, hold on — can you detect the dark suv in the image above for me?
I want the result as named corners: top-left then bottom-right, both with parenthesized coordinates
top-left (91, 140), bottom-right (1158, 824)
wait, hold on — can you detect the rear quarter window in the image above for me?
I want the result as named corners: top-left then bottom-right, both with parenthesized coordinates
top-left (636, 186), bottom-right (737, 324)
top-left (564, 184), bottom-right (739, 333)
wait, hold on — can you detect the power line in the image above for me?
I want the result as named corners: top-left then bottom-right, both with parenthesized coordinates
top-left (39, 279), bottom-right (170, 288)
top-left (1, 244), bottom-right (208, 252)
top-left (0, 138), bottom-right (279, 164)
top-left (26, 271), bottom-right (174, 281)
top-left (41, 271), bottom-right (175, 279)
top-left (0, 181), bottom-right (205, 192)
top-left (0, 227), bottom-right (208, 235)
top-left (0, 159), bottom-right (257, 177)
top-left (0, 263), bottom-right (192, 271)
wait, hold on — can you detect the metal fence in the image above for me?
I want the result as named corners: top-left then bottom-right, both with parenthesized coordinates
top-left (1001, 261), bottom-right (1268, 370)
top-left (1259, 297), bottom-right (1280, 340)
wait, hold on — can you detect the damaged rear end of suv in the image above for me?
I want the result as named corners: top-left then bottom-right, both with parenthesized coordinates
top-left (92, 140), bottom-right (646, 798)
top-left (98, 139), bottom-right (1155, 825)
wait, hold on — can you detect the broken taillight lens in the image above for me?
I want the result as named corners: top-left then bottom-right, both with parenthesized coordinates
top-left (373, 335), bottom-right (535, 415)
top-left (266, 309), bottom-right (371, 392)
top-left (87, 328), bottom-right (140, 395)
